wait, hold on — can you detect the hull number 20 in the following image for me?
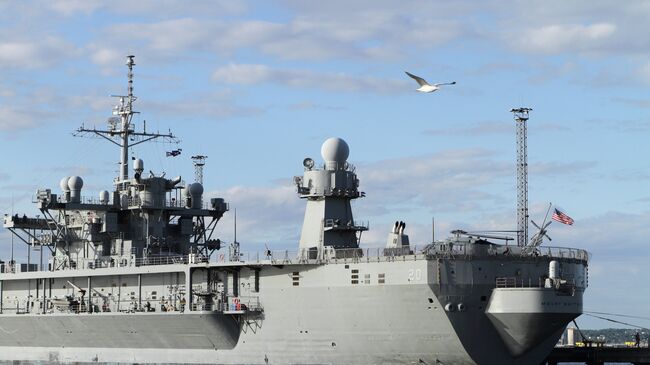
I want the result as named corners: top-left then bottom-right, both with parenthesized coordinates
top-left (408, 269), bottom-right (423, 282)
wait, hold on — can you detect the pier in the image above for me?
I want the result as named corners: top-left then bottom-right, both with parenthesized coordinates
top-left (544, 346), bottom-right (650, 364)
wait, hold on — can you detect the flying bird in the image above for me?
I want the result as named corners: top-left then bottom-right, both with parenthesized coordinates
top-left (166, 149), bottom-right (182, 157)
top-left (405, 71), bottom-right (456, 93)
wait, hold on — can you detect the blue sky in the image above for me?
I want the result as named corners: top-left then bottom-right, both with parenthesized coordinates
top-left (1, 1), bottom-right (649, 329)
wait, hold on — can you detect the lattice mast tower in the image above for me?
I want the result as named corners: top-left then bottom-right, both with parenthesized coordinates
top-left (511, 107), bottom-right (532, 247)
top-left (191, 155), bottom-right (208, 184)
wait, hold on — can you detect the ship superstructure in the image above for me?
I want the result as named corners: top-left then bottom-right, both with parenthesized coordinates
top-left (0, 57), bottom-right (589, 365)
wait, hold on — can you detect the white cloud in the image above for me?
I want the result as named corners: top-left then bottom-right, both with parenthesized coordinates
top-left (358, 149), bottom-right (512, 216)
top-left (0, 37), bottom-right (78, 69)
top-left (212, 63), bottom-right (408, 93)
top-left (140, 92), bottom-right (265, 121)
top-left (288, 101), bottom-right (345, 111)
top-left (424, 121), bottom-right (570, 137)
top-left (0, 106), bottom-right (37, 131)
top-left (46, 0), bottom-right (247, 17)
top-left (212, 64), bottom-right (273, 85)
top-left (611, 97), bottom-right (650, 108)
top-left (87, 5), bottom-right (467, 63)
top-left (423, 122), bottom-right (513, 136)
top-left (89, 46), bottom-right (123, 68)
top-left (206, 184), bottom-right (304, 248)
top-left (637, 60), bottom-right (650, 84)
top-left (509, 23), bottom-right (616, 55)
top-left (529, 161), bottom-right (597, 177)
top-left (48, 0), bottom-right (104, 16)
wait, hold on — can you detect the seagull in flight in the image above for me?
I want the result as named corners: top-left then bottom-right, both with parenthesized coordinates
top-left (405, 71), bottom-right (456, 93)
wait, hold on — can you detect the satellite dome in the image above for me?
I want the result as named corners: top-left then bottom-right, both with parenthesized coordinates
top-left (133, 158), bottom-right (144, 172)
top-left (60, 177), bottom-right (71, 192)
top-left (67, 176), bottom-right (84, 190)
top-left (321, 137), bottom-right (349, 163)
top-left (99, 190), bottom-right (110, 204)
top-left (189, 182), bottom-right (204, 195)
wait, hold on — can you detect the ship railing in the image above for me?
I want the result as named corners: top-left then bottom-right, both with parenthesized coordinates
top-left (191, 296), bottom-right (262, 313)
top-left (126, 195), bottom-right (223, 210)
top-left (423, 242), bottom-right (589, 262)
top-left (134, 255), bottom-right (189, 266)
top-left (48, 195), bottom-right (110, 205)
top-left (44, 302), bottom-right (183, 315)
top-left (495, 276), bottom-right (580, 289)
top-left (534, 246), bottom-right (591, 261)
top-left (228, 246), bottom-right (427, 265)
top-left (239, 244), bottom-right (578, 265)
top-left (496, 277), bottom-right (545, 288)
top-left (79, 196), bottom-right (111, 205)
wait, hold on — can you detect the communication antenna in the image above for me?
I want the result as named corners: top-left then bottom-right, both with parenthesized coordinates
top-left (511, 107), bottom-right (532, 247)
top-left (431, 216), bottom-right (435, 243)
top-left (191, 155), bottom-right (208, 184)
top-left (73, 55), bottom-right (179, 186)
top-left (10, 195), bottom-right (14, 266)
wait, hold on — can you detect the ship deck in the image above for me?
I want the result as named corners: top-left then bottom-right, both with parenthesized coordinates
top-left (1, 242), bottom-right (589, 280)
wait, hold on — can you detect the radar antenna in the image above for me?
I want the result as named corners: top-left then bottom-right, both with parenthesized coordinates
top-left (511, 107), bottom-right (532, 247)
top-left (191, 155), bottom-right (208, 184)
top-left (73, 55), bottom-right (179, 186)
top-left (527, 202), bottom-right (553, 251)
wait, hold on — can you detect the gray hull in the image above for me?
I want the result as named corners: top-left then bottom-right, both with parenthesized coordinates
top-left (0, 257), bottom-right (583, 364)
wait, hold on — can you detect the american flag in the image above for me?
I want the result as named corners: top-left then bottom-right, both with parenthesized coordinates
top-left (552, 208), bottom-right (574, 225)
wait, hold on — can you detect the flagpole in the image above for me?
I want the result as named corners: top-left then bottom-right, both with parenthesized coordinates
top-left (11, 195), bottom-right (14, 267)
top-left (541, 202), bottom-right (552, 228)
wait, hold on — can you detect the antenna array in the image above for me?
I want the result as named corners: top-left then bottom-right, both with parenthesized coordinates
top-left (191, 155), bottom-right (208, 184)
top-left (73, 55), bottom-right (179, 186)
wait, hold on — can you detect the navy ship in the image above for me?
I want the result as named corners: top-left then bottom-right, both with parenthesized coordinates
top-left (0, 56), bottom-right (589, 364)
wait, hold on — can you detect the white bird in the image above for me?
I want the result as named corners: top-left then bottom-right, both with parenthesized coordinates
top-left (405, 71), bottom-right (456, 93)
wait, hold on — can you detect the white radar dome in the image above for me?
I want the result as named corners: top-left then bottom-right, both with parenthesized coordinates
top-left (68, 176), bottom-right (84, 190)
top-left (99, 190), bottom-right (110, 204)
top-left (60, 177), bottom-right (71, 192)
top-left (134, 158), bottom-right (144, 172)
top-left (321, 137), bottom-right (349, 163)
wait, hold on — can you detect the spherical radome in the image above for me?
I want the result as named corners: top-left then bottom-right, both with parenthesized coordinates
top-left (321, 137), bottom-right (349, 163)
top-left (60, 177), bottom-right (71, 191)
top-left (189, 182), bottom-right (204, 195)
top-left (67, 176), bottom-right (84, 190)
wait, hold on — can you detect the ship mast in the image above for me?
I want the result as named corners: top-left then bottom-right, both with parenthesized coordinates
top-left (74, 55), bottom-right (178, 186)
top-left (511, 107), bottom-right (532, 247)
top-left (120, 55), bottom-right (136, 182)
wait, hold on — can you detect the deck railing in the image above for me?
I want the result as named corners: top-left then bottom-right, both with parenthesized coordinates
top-left (495, 276), bottom-right (582, 292)
top-left (3, 294), bottom-right (262, 316)
top-left (1, 241), bottom-right (589, 275)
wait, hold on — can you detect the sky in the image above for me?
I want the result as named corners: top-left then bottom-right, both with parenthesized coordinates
top-left (0, 0), bottom-right (649, 330)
